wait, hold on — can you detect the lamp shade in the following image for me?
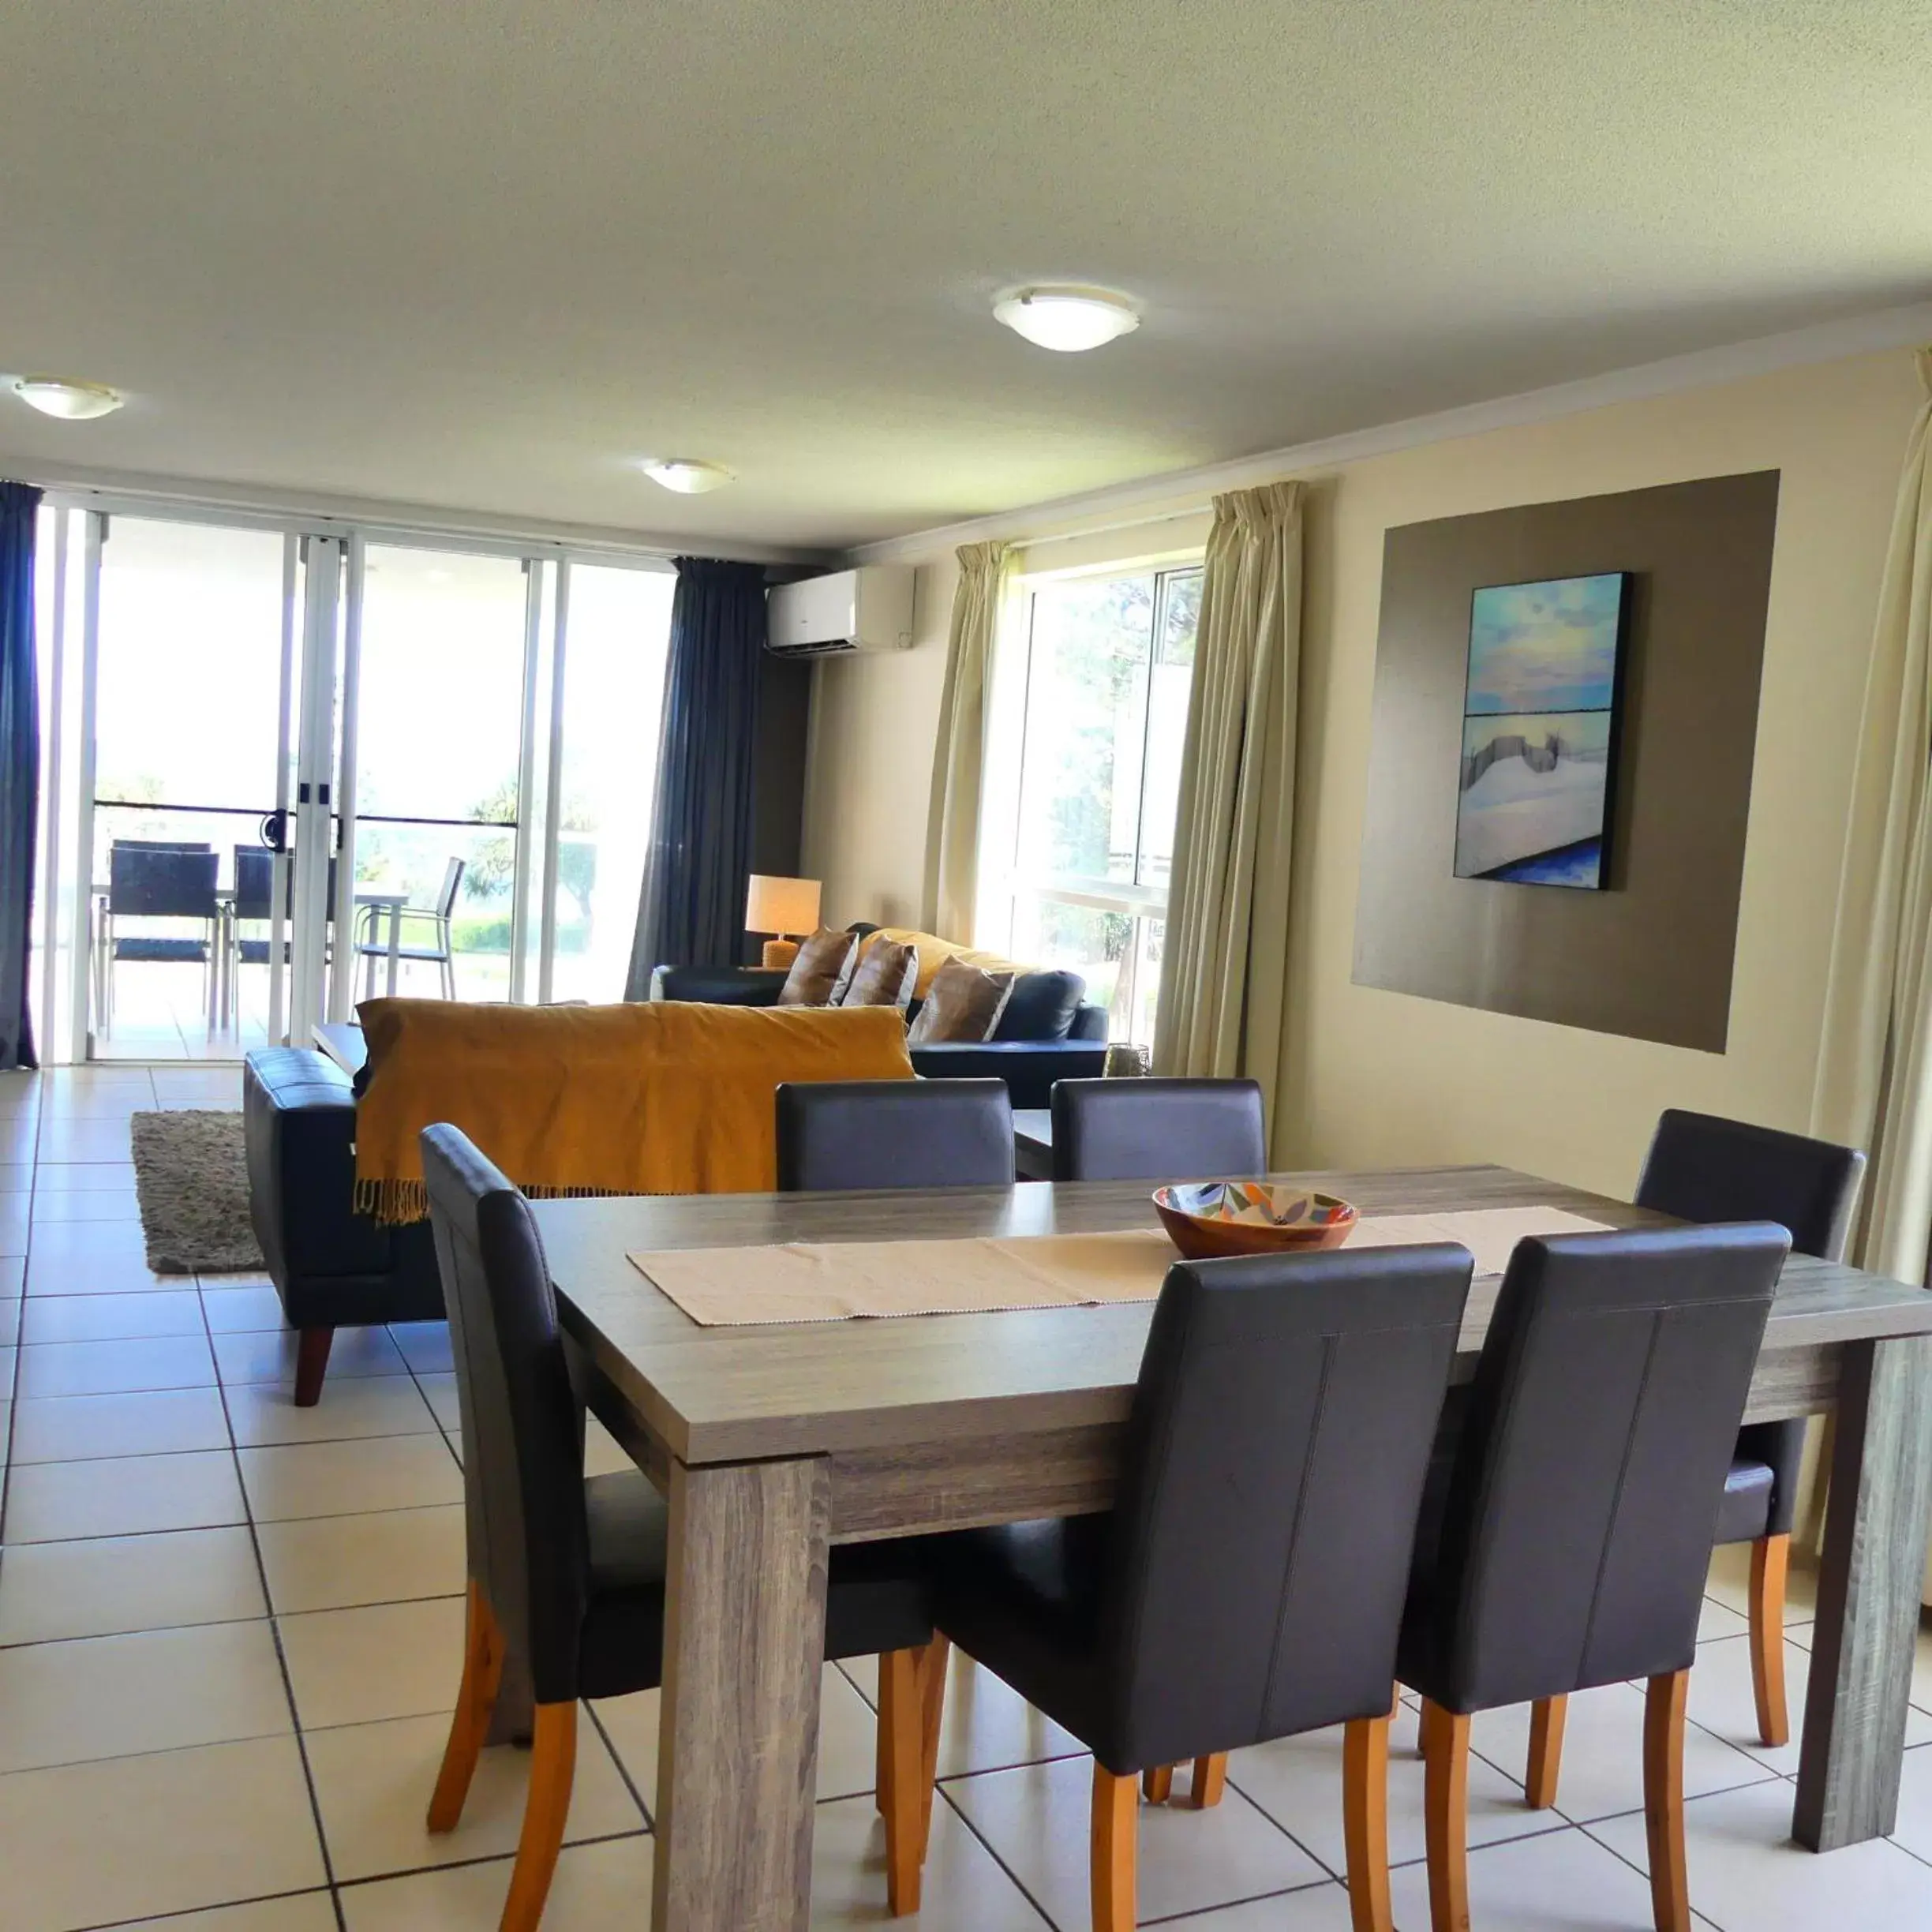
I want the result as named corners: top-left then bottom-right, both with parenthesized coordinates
top-left (744, 874), bottom-right (822, 936)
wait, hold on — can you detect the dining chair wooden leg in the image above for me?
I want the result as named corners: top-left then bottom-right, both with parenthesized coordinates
top-left (1091, 1762), bottom-right (1137, 1932)
top-left (1141, 1765), bottom-right (1174, 1803)
top-left (1644, 1669), bottom-right (1692, 1932)
top-left (427, 1580), bottom-right (504, 1832)
top-left (1186, 1753), bottom-right (1227, 1808)
top-left (1342, 1712), bottom-right (1394, 1932)
top-left (500, 1700), bottom-right (577, 1932)
top-left (878, 1646), bottom-right (927, 1915)
top-left (1421, 1699), bottom-right (1471, 1932)
top-left (1526, 1694), bottom-right (1567, 1809)
top-left (877, 1648), bottom-right (900, 1819)
top-left (1748, 1532), bottom-right (1791, 1747)
top-left (919, 1633), bottom-right (950, 1837)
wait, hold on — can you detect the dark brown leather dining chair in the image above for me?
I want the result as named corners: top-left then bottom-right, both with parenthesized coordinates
top-left (1048, 1075), bottom-right (1267, 1182)
top-left (420, 1125), bottom-right (942, 1929)
top-left (1397, 1222), bottom-right (1789, 1932)
top-left (776, 1076), bottom-right (1015, 1190)
top-left (927, 1242), bottom-right (1477, 1932)
top-left (774, 1074), bottom-right (1013, 1868)
top-left (1630, 1109), bottom-right (1865, 1751)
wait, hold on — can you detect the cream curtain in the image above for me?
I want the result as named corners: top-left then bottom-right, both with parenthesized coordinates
top-left (923, 541), bottom-right (1013, 939)
top-left (1811, 348), bottom-right (1932, 1286)
top-left (1151, 481), bottom-right (1304, 1151)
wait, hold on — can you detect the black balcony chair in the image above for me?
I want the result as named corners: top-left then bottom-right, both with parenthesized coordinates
top-left (1049, 1075), bottom-right (1267, 1183)
top-left (923, 1245), bottom-right (1473, 1932)
top-left (419, 1125), bottom-right (942, 1930)
top-left (99, 841), bottom-right (220, 1031)
top-left (1397, 1222), bottom-right (1788, 1932)
top-left (775, 1076), bottom-right (1015, 1192)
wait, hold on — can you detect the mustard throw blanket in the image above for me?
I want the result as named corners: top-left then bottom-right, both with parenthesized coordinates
top-left (353, 998), bottom-right (916, 1223)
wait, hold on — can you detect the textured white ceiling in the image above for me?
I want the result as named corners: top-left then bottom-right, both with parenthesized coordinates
top-left (1, 1), bottom-right (1928, 549)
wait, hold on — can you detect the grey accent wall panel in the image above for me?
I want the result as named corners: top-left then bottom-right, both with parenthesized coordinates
top-left (1351, 470), bottom-right (1780, 1050)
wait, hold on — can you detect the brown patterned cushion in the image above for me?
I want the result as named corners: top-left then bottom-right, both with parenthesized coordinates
top-left (907, 958), bottom-right (1017, 1044)
top-left (776, 927), bottom-right (858, 1006)
top-left (838, 936), bottom-right (919, 1009)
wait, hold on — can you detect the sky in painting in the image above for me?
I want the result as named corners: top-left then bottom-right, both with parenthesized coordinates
top-left (1464, 572), bottom-right (1624, 715)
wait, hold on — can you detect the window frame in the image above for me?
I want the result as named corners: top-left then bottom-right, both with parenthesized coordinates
top-left (983, 553), bottom-right (1204, 1043)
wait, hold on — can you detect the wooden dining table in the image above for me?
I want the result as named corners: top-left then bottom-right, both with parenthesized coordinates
top-left (520, 1162), bottom-right (1932, 1931)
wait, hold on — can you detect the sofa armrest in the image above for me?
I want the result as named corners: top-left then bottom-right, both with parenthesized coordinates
top-left (909, 1038), bottom-right (1110, 1110)
top-left (244, 1048), bottom-right (397, 1283)
top-left (1067, 1004), bottom-right (1110, 1042)
top-left (653, 964), bottom-right (788, 1006)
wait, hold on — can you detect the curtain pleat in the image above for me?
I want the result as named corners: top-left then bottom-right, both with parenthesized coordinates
top-left (0, 481), bottom-right (41, 1070)
top-left (1810, 350), bottom-right (1932, 1282)
top-left (626, 558), bottom-right (767, 994)
top-left (923, 541), bottom-right (1013, 938)
top-left (1151, 481), bottom-right (1303, 1153)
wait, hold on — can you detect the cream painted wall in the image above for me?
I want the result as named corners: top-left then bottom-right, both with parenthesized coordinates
top-left (803, 347), bottom-right (1923, 1199)
top-left (801, 549), bottom-right (957, 927)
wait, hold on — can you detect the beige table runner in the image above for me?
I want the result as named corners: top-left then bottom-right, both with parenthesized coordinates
top-left (626, 1204), bottom-right (1609, 1327)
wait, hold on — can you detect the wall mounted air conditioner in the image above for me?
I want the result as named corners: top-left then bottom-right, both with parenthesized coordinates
top-left (766, 566), bottom-right (915, 658)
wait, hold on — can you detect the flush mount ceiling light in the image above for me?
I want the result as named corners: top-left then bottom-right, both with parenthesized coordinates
top-left (10, 376), bottom-right (124, 420)
top-left (641, 458), bottom-right (734, 494)
top-left (993, 286), bottom-right (1140, 353)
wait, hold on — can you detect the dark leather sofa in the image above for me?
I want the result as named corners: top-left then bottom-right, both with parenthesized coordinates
top-left (243, 1046), bottom-right (445, 1405)
top-left (653, 951), bottom-right (1111, 1110)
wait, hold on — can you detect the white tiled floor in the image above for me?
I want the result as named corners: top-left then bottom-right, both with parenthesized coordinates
top-left (3, 1062), bottom-right (1932, 1930)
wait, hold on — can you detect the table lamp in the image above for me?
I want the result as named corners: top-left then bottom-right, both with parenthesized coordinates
top-left (745, 874), bottom-right (822, 969)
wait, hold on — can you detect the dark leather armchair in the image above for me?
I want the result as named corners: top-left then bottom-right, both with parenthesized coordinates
top-left (776, 1077), bottom-right (1015, 1192)
top-left (1631, 1110), bottom-right (1864, 1752)
top-left (1398, 1222), bottom-right (1788, 1932)
top-left (930, 1244), bottom-right (1475, 1932)
top-left (1049, 1076), bottom-right (1267, 1181)
top-left (419, 1125), bottom-right (944, 1928)
top-left (243, 1047), bottom-right (445, 1403)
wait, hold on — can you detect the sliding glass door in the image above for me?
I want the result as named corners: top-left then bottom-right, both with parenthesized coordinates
top-left (36, 502), bottom-right (676, 1061)
top-left (339, 545), bottom-right (533, 1011)
top-left (81, 517), bottom-right (302, 1060)
top-left (537, 562), bottom-right (674, 1003)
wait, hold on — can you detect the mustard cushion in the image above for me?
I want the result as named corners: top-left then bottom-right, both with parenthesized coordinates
top-left (856, 926), bottom-right (1031, 1002)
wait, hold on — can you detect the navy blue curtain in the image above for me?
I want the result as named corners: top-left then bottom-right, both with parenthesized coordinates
top-left (626, 557), bottom-right (768, 991)
top-left (0, 482), bottom-right (40, 1069)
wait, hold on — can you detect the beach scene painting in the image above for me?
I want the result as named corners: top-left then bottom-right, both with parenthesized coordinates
top-left (1454, 571), bottom-right (1630, 888)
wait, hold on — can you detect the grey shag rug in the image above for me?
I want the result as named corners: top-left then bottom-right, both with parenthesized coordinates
top-left (130, 1110), bottom-right (266, 1275)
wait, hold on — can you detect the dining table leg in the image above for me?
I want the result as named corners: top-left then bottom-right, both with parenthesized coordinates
top-left (652, 1452), bottom-right (830, 1932)
top-left (1793, 1333), bottom-right (1932, 1850)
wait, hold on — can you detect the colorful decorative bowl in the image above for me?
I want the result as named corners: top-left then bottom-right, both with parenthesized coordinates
top-left (1152, 1181), bottom-right (1358, 1260)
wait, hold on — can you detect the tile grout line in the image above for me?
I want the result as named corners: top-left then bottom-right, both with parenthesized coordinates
top-left (190, 1216), bottom-right (353, 1932)
top-left (925, 1779), bottom-right (1062, 1930)
top-left (328, 1824), bottom-right (652, 1899)
top-left (582, 1697), bottom-right (657, 1833)
top-left (0, 1077), bottom-right (39, 1546)
top-left (73, 1881), bottom-right (340, 1932)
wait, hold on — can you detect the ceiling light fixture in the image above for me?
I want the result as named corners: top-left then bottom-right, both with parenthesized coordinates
top-left (993, 286), bottom-right (1140, 353)
top-left (11, 376), bottom-right (125, 421)
top-left (641, 458), bottom-right (734, 494)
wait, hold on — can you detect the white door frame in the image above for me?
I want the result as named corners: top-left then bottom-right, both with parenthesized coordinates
top-left (288, 537), bottom-right (343, 1043)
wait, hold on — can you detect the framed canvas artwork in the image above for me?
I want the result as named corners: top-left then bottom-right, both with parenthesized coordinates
top-left (1453, 571), bottom-right (1631, 889)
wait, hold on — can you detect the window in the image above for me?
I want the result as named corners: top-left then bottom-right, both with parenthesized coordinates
top-left (993, 563), bottom-right (1201, 1044)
